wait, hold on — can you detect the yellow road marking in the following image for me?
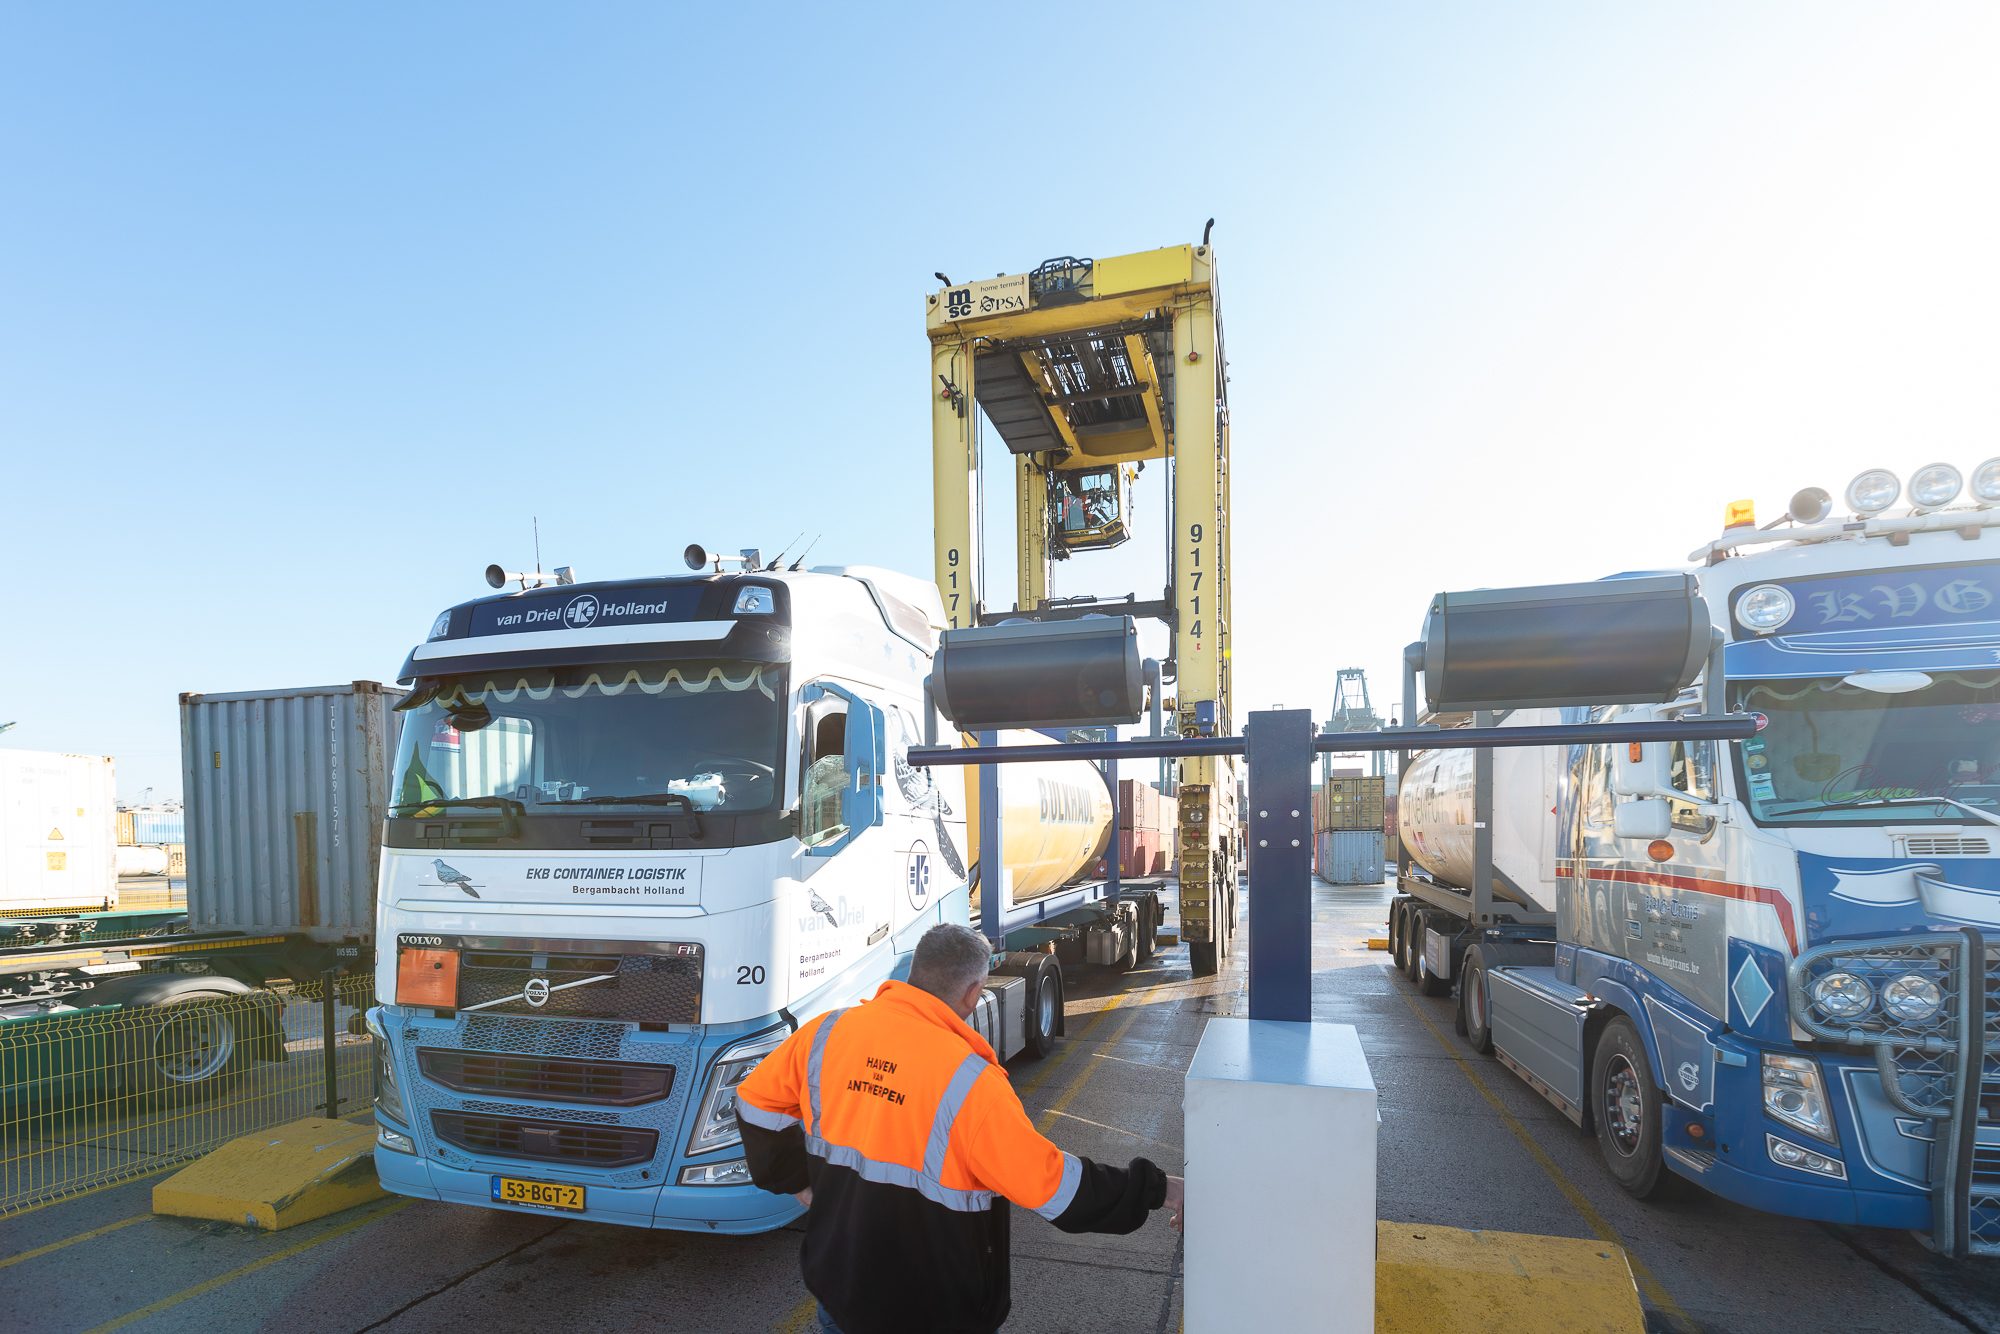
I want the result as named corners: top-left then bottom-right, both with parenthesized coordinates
top-left (770, 1293), bottom-right (820, 1333)
top-left (1397, 990), bottom-right (1701, 1334)
top-left (0, 1212), bottom-right (149, 1268)
top-left (75, 1197), bottom-right (411, 1334)
top-left (1036, 1001), bottom-right (1145, 1136)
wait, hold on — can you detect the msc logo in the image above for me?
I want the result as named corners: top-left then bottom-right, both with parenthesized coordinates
top-left (524, 977), bottom-right (551, 1008)
top-left (564, 594), bottom-right (600, 628)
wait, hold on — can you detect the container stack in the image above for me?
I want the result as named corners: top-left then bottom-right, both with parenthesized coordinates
top-left (1097, 779), bottom-right (1173, 878)
top-left (1315, 776), bottom-right (1386, 885)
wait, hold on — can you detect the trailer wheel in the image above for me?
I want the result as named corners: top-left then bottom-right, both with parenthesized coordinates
top-left (134, 996), bottom-right (249, 1107)
top-left (1402, 911), bottom-right (1427, 984)
top-left (1024, 957), bottom-right (1062, 1059)
top-left (1591, 1017), bottom-right (1666, 1198)
top-left (1391, 902), bottom-right (1412, 973)
top-left (1460, 950), bottom-right (1494, 1053)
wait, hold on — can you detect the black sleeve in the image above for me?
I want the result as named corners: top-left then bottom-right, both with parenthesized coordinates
top-left (1047, 1156), bottom-right (1167, 1235)
top-left (741, 1117), bottom-right (811, 1197)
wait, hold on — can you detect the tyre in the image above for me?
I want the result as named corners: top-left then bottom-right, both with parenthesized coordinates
top-left (1591, 1017), bottom-right (1666, 1198)
top-left (135, 996), bottom-right (249, 1107)
top-left (1391, 902), bottom-right (1412, 973)
top-left (1415, 944), bottom-right (1451, 997)
top-left (1189, 941), bottom-right (1218, 977)
top-left (1024, 958), bottom-right (1062, 1059)
top-left (1403, 911), bottom-right (1427, 983)
top-left (1460, 949), bottom-right (1494, 1053)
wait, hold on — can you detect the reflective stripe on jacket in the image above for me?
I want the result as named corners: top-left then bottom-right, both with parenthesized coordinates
top-left (739, 979), bottom-right (1166, 1334)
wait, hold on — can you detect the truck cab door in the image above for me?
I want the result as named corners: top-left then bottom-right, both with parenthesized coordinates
top-left (800, 682), bottom-right (885, 860)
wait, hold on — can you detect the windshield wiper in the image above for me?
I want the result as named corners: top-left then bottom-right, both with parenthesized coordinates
top-left (389, 796), bottom-right (526, 819)
top-left (537, 792), bottom-right (705, 835)
top-left (1765, 796), bottom-right (2000, 829)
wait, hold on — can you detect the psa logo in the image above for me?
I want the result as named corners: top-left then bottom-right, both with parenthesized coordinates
top-left (564, 594), bottom-right (600, 628)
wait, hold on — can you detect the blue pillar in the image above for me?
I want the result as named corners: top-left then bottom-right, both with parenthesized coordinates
top-left (979, 731), bottom-right (1001, 944)
top-left (1246, 708), bottom-right (1314, 1023)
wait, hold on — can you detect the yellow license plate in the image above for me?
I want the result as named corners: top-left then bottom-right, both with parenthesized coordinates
top-left (491, 1175), bottom-right (586, 1211)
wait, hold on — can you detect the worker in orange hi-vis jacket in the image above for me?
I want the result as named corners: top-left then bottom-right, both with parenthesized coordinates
top-left (738, 922), bottom-right (1183, 1334)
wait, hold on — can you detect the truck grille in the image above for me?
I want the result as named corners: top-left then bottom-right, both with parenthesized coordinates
top-left (417, 1048), bottom-right (674, 1106)
top-left (430, 1111), bottom-right (658, 1168)
top-left (458, 950), bottom-right (702, 1024)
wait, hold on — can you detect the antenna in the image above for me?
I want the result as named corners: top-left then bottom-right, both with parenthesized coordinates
top-left (766, 531), bottom-right (805, 570)
top-left (788, 534), bottom-right (822, 571)
top-left (533, 517), bottom-right (542, 577)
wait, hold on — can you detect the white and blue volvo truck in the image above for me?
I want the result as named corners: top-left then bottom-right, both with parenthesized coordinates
top-left (367, 559), bottom-right (1139, 1232)
top-left (1394, 460), bottom-right (2000, 1257)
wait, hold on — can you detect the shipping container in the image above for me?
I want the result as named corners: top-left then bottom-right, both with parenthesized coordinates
top-left (179, 681), bottom-right (398, 942)
top-left (164, 842), bottom-right (186, 878)
top-left (115, 811), bottom-right (135, 846)
top-left (1, 750), bottom-right (118, 913)
top-left (1096, 828), bottom-right (1163, 879)
top-left (1383, 792), bottom-right (1399, 861)
top-left (1117, 778), bottom-right (1162, 832)
top-left (1316, 830), bottom-right (1386, 885)
top-left (1318, 776), bottom-right (1385, 832)
top-left (130, 812), bottom-right (185, 845)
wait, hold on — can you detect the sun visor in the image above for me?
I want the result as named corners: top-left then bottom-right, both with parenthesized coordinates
top-left (1725, 622), bottom-right (2000, 681)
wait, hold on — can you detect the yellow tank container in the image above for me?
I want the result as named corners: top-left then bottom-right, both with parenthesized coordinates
top-left (962, 731), bottom-right (1114, 909)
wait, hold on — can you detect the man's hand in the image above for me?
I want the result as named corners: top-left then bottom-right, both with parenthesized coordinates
top-left (1162, 1175), bottom-right (1184, 1232)
top-left (795, 1187), bottom-right (813, 1208)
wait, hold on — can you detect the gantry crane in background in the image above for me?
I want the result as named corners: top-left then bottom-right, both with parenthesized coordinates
top-left (927, 231), bottom-right (1241, 974)
top-left (1322, 667), bottom-right (1391, 782)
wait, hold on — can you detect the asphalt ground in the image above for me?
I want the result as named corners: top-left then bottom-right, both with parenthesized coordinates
top-left (7, 877), bottom-right (2000, 1332)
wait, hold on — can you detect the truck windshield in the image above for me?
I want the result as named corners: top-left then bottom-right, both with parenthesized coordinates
top-left (391, 659), bottom-right (785, 814)
top-left (1730, 672), bottom-right (2000, 825)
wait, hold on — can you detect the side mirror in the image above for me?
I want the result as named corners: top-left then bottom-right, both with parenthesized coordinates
top-left (1613, 799), bottom-right (1672, 840)
top-left (1613, 740), bottom-right (1675, 799)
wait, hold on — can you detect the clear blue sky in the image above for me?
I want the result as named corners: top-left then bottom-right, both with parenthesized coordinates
top-left (4, 4), bottom-right (1996, 798)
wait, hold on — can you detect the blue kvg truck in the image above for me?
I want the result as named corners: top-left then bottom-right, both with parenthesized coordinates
top-left (1392, 461), bottom-right (2000, 1258)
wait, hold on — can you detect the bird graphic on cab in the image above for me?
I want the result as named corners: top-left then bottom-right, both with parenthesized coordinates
top-left (432, 859), bottom-right (481, 898)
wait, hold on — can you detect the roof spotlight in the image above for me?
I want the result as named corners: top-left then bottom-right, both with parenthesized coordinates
top-left (1845, 469), bottom-right (1901, 516)
top-left (1908, 462), bottom-right (1963, 509)
top-left (1788, 487), bottom-right (1832, 524)
top-left (1972, 458), bottom-right (2000, 504)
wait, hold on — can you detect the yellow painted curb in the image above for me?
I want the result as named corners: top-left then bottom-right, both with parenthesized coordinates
top-left (1376, 1221), bottom-right (1646, 1333)
top-left (153, 1117), bottom-right (386, 1231)
top-left (1366, 938), bottom-right (1391, 950)
top-left (1156, 931), bottom-right (1180, 945)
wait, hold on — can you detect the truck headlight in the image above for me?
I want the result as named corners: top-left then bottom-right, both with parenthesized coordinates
top-left (1809, 971), bottom-right (1873, 1019)
top-left (1737, 585), bottom-right (1795, 633)
top-left (378, 1124), bottom-right (417, 1155)
top-left (366, 1009), bottom-right (408, 1127)
top-left (1763, 1052), bottom-right (1837, 1144)
top-left (1881, 972), bottom-right (1944, 1023)
top-left (686, 1030), bottom-right (787, 1157)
